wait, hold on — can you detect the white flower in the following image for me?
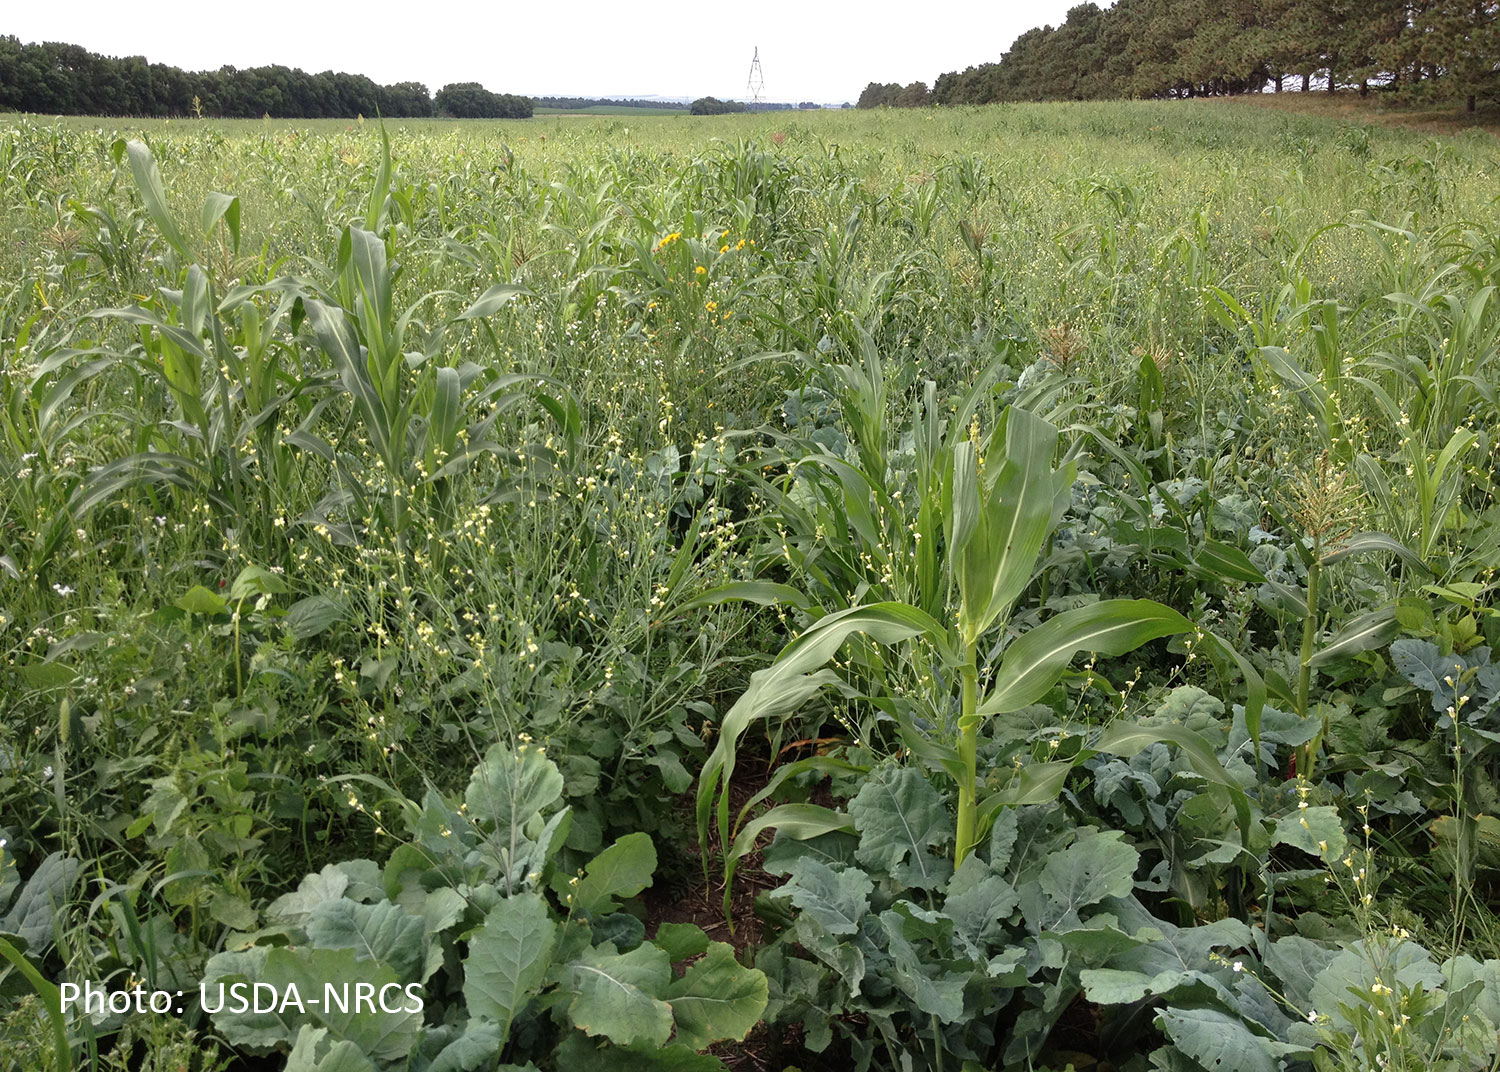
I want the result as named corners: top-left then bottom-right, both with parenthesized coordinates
top-left (52, 583), bottom-right (74, 597)
top-left (1232, 961), bottom-right (1244, 973)
top-left (43, 765), bottom-right (54, 778)
top-left (1307, 1009), bottom-right (1319, 1023)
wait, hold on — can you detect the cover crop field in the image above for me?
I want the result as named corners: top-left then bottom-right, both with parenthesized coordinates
top-left (2, 102), bottom-right (1500, 1071)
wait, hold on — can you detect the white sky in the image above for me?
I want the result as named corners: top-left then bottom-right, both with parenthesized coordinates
top-left (7, 1), bottom-right (1083, 104)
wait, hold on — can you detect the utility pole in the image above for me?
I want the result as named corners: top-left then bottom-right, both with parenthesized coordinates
top-left (746, 47), bottom-right (765, 110)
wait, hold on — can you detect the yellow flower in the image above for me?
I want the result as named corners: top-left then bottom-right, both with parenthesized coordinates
top-left (720, 244), bottom-right (729, 254)
top-left (705, 300), bottom-right (718, 312)
top-left (695, 265), bottom-right (706, 276)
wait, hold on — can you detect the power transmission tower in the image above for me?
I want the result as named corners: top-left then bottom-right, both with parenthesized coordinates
top-left (746, 47), bottom-right (765, 109)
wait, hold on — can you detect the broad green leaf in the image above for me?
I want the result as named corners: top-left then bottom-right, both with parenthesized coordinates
top-left (175, 585), bottom-right (228, 615)
top-left (459, 284), bottom-right (534, 319)
top-left (1081, 966), bottom-right (1199, 1005)
top-left (464, 893), bottom-right (556, 1044)
top-left (285, 1025), bottom-right (377, 1072)
top-left (773, 858), bottom-right (871, 937)
top-left (265, 947), bottom-right (422, 1064)
top-left (553, 1033), bottom-right (716, 1071)
top-left (157, 833), bottom-right (205, 899)
top-left (465, 743), bottom-right (564, 840)
top-left (201, 947), bottom-right (295, 1051)
top-left (1158, 1005), bottom-right (1280, 1072)
top-left (1265, 935), bottom-right (1338, 1007)
top-left (0, 852), bottom-right (80, 950)
top-left (654, 923), bottom-right (710, 962)
top-left (267, 865), bottom-right (351, 925)
top-left (20, 662), bottom-right (76, 689)
top-left (945, 856), bottom-right (1019, 950)
top-left (418, 886), bottom-right (469, 936)
top-left (1037, 833), bottom-right (1138, 923)
top-left (230, 564), bottom-right (290, 601)
top-left (1272, 805), bottom-right (1346, 861)
top-left (210, 890), bottom-right (259, 932)
top-left (761, 827), bottom-right (859, 876)
top-left (664, 942), bottom-right (768, 1049)
top-left (848, 765), bottom-right (953, 890)
top-left (1390, 638), bottom-right (1465, 709)
top-left (590, 912), bottom-right (645, 951)
top-left (880, 910), bottom-right (968, 1023)
top-left (977, 600), bottom-right (1192, 718)
top-left (285, 595), bottom-right (345, 640)
top-left (423, 1020), bottom-right (505, 1072)
top-left (1442, 955), bottom-right (1500, 1035)
top-left (1310, 941), bottom-right (1444, 1035)
top-left (567, 832), bottom-right (656, 916)
top-left (563, 943), bottom-right (673, 1048)
top-left (305, 899), bottom-right (425, 982)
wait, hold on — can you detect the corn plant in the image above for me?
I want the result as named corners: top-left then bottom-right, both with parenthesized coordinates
top-left (695, 340), bottom-right (1247, 911)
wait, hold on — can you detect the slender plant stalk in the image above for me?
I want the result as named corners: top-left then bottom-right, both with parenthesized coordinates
top-left (1295, 545), bottom-right (1320, 775)
top-left (955, 639), bottom-right (980, 863)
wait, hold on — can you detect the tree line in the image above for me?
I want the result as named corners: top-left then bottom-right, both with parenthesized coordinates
top-left (859, 0), bottom-right (1498, 111)
top-left (535, 96), bottom-right (689, 111)
top-left (0, 37), bottom-right (531, 118)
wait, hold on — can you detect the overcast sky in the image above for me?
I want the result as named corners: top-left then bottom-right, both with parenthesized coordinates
top-left (8, 1), bottom-right (1083, 104)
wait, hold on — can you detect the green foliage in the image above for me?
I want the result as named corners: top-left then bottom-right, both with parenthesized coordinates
top-left (3, 103), bottom-right (1500, 1072)
top-left (927, 0), bottom-right (1500, 107)
top-left (200, 745), bottom-right (766, 1068)
top-left (0, 36), bottom-right (448, 118)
